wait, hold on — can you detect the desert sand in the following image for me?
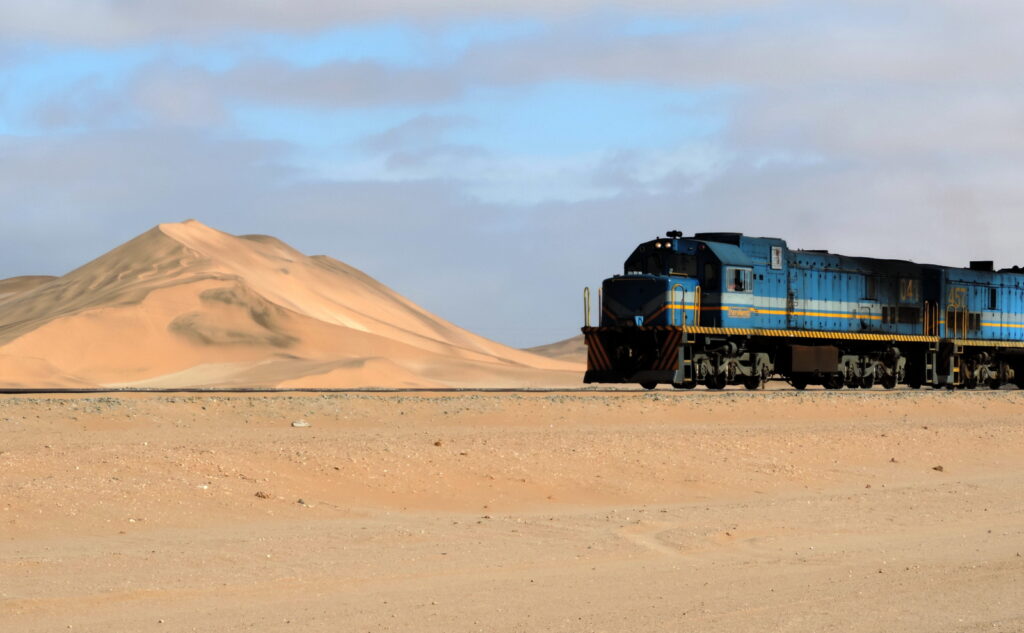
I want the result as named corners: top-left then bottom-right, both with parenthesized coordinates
top-left (2, 389), bottom-right (1022, 632)
top-left (0, 220), bottom-right (582, 390)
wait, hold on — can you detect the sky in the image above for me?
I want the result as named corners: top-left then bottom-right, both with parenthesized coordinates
top-left (1, 1), bottom-right (1023, 346)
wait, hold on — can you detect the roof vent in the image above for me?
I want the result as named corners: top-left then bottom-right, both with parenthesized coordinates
top-left (970, 261), bottom-right (994, 272)
top-left (693, 232), bottom-right (742, 245)
top-left (666, 230), bottom-right (683, 238)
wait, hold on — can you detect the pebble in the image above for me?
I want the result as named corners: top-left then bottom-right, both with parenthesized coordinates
top-left (291, 420), bottom-right (311, 428)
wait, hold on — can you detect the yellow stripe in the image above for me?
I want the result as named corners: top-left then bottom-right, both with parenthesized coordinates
top-left (958, 339), bottom-right (1024, 348)
top-left (612, 325), bottom-right (939, 343)
top-left (714, 306), bottom-right (883, 320)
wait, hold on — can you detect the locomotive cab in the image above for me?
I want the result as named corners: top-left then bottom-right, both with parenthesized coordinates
top-left (602, 235), bottom-right (703, 328)
top-left (584, 231), bottom-right (788, 389)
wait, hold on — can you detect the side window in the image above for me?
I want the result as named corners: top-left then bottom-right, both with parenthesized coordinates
top-left (989, 288), bottom-right (998, 310)
top-left (726, 267), bottom-right (753, 293)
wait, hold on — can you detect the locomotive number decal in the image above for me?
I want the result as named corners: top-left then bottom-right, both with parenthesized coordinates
top-left (947, 286), bottom-right (968, 308)
top-left (727, 307), bottom-right (753, 319)
top-left (900, 278), bottom-right (919, 302)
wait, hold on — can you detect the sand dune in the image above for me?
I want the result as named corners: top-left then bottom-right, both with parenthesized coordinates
top-left (526, 334), bottom-right (586, 363)
top-left (0, 220), bottom-right (582, 388)
top-left (0, 275), bottom-right (56, 300)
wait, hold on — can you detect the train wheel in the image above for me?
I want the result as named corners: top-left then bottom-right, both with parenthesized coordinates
top-left (881, 375), bottom-right (898, 390)
top-left (989, 379), bottom-right (1002, 390)
top-left (791, 376), bottom-right (808, 390)
top-left (672, 382), bottom-right (696, 390)
top-left (640, 381), bottom-right (658, 391)
top-left (859, 377), bottom-right (874, 389)
top-left (743, 376), bottom-right (763, 390)
top-left (706, 373), bottom-right (727, 390)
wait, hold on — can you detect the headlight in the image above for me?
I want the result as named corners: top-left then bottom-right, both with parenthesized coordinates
top-left (663, 242), bottom-right (672, 248)
top-left (654, 242), bottom-right (662, 249)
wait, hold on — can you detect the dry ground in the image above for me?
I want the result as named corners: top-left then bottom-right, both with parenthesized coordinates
top-left (1, 389), bottom-right (1022, 632)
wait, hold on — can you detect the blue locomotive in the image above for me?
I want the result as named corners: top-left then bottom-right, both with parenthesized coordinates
top-left (582, 231), bottom-right (1024, 389)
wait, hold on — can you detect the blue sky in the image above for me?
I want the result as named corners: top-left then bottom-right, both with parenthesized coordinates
top-left (1, 1), bottom-right (1022, 345)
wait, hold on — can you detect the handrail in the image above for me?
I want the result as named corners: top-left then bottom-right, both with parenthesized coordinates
top-left (583, 287), bottom-right (591, 327)
top-left (695, 285), bottom-right (702, 327)
top-left (949, 304), bottom-right (969, 340)
top-left (672, 283), bottom-right (684, 326)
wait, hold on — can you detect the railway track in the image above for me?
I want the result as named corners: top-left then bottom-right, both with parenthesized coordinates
top-left (0, 385), bottom-right (1018, 396)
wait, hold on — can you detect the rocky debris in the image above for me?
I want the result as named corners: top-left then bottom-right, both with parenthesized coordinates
top-left (254, 491), bottom-right (272, 499)
top-left (932, 465), bottom-right (944, 472)
top-left (291, 420), bottom-right (310, 428)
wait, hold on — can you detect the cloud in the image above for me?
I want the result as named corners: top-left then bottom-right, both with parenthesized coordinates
top-left (450, 3), bottom-right (1024, 88)
top-left (0, 1), bottom-right (784, 45)
top-left (359, 114), bottom-right (474, 154)
top-left (221, 58), bottom-right (464, 107)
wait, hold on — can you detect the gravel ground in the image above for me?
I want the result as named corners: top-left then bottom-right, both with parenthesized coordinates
top-left (1, 390), bottom-right (1022, 632)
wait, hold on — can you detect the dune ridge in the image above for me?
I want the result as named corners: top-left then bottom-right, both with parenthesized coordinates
top-left (0, 220), bottom-right (582, 388)
top-left (526, 334), bottom-right (586, 363)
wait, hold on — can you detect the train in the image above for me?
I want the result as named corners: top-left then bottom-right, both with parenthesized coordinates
top-left (582, 231), bottom-right (1024, 390)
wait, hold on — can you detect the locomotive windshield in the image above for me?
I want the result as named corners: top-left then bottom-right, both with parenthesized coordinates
top-left (624, 247), bottom-right (697, 276)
